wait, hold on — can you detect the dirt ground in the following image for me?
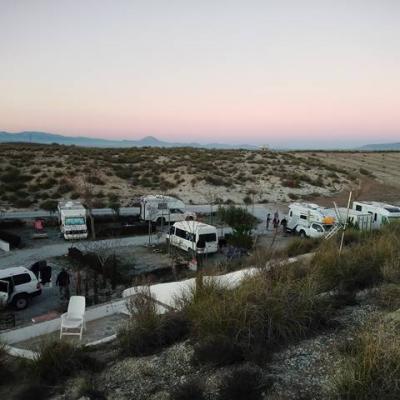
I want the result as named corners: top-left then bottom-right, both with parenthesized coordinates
top-left (309, 177), bottom-right (400, 207)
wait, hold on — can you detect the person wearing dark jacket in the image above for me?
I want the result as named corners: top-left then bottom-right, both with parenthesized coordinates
top-left (56, 268), bottom-right (70, 300)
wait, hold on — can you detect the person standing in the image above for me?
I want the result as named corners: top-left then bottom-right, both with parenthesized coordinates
top-left (56, 268), bottom-right (70, 300)
top-left (266, 213), bottom-right (272, 230)
top-left (280, 217), bottom-right (288, 235)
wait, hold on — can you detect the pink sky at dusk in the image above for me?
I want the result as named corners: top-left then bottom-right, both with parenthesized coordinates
top-left (1, 0), bottom-right (399, 148)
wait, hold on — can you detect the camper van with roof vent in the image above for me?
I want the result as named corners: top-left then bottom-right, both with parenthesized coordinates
top-left (58, 200), bottom-right (88, 240)
top-left (287, 202), bottom-right (336, 238)
top-left (352, 201), bottom-right (400, 229)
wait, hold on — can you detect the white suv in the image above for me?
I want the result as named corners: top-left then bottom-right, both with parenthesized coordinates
top-left (0, 267), bottom-right (42, 310)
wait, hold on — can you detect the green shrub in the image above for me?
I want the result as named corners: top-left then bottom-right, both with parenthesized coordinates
top-left (192, 335), bottom-right (244, 366)
top-left (180, 265), bottom-right (330, 361)
top-left (218, 364), bottom-right (265, 400)
top-left (170, 378), bottom-right (205, 400)
top-left (286, 237), bottom-right (321, 257)
top-left (29, 341), bottom-right (102, 384)
top-left (39, 200), bottom-right (58, 212)
top-left (332, 322), bottom-right (400, 400)
top-left (372, 284), bottom-right (400, 311)
top-left (118, 290), bottom-right (190, 356)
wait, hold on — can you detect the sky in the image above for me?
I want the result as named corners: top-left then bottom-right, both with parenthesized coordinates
top-left (0, 0), bottom-right (399, 148)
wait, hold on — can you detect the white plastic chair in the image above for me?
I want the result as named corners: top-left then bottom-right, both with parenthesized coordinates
top-left (60, 296), bottom-right (86, 340)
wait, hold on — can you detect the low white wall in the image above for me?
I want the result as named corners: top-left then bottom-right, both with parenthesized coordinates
top-left (122, 255), bottom-right (305, 309)
top-left (0, 298), bottom-right (129, 345)
top-left (0, 239), bottom-right (10, 252)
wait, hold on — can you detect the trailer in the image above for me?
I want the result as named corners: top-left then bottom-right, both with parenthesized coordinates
top-left (335, 207), bottom-right (373, 231)
top-left (352, 201), bottom-right (400, 230)
top-left (139, 195), bottom-right (196, 225)
top-left (287, 202), bottom-right (336, 238)
top-left (57, 201), bottom-right (88, 240)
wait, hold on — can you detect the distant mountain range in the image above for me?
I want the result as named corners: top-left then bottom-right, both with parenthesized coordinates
top-left (358, 142), bottom-right (400, 151)
top-left (0, 131), bottom-right (259, 150)
top-left (1, 131), bottom-right (399, 151)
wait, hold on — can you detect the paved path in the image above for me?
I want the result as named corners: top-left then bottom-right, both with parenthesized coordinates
top-left (0, 234), bottom-right (153, 269)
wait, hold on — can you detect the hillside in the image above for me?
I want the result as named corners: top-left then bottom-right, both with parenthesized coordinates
top-left (359, 142), bottom-right (400, 151)
top-left (0, 143), bottom-right (360, 210)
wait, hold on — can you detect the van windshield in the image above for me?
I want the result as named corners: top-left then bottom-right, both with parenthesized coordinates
top-left (198, 233), bottom-right (217, 243)
top-left (65, 217), bottom-right (85, 226)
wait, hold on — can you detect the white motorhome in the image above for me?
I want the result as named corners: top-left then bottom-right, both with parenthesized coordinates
top-left (287, 202), bottom-right (336, 238)
top-left (335, 207), bottom-right (373, 231)
top-left (0, 267), bottom-right (42, 310)
top-left (139, 195), bottom-right (196, 225)
top-left (352, 201), bottom-right (400, 230)
top-left (167, 221), bottom-right (218, 255)
top-left (58, 201), bottom-right (88, 240)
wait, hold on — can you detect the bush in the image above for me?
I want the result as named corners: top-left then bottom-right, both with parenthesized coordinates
top-left (193, 335), bottom-right (244, 366)
top-left (311, 240), bottom-right (383, 296)
top-left (372, 284), bottom-right (400, 311)
top-left (170, 378), bottom-right (205, 400)
top-left (118, 290), bottom-right (190, 356)
top-left (180, 265), bottom-right (330, 361)
top-left (332, 322), bottom-right (400, 399)
top-left (29, 341), bottom-right (102, 384)
top-left (0, 341), bottom-right (12, 384)
top-left (39, 200), bottom-right (58, 212)
top-left (218, 364), bottom-right (265, 400)
top-left (286, 237), bottom-right (321, 257)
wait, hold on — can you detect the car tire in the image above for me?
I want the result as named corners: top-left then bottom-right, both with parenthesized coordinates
top-left (12, 294), bottom-right (29, 310)
top-left (299, 230), bottom-right (307, 238)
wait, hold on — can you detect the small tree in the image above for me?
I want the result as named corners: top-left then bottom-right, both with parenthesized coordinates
top-left (218, 205), bottom-right (258, 249)
top-left (80, 176), bottom-right (96, 239)
top-left (108, 194), bottom-right (121, 220)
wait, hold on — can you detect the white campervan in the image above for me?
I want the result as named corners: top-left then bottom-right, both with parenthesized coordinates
top-left (352, 201), bottom-right (400, 230)
top-left (58, 200), bottom-right (88, 240)
top-left (167, 221), bottom-right (218, 255)
top-left (140, 195), bottom-right (196, 225)
top-left (335, 207), bottom-right (373, 231)
top-left (287, 202), bottom-right (336, 238)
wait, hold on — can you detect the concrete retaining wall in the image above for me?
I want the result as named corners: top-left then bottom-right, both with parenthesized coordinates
top-left (0, 239), bottom-right (10, 252)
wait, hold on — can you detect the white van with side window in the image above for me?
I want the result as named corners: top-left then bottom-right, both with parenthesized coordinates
top-left (167, 221), bottom-right (218, 255)
top-left (0, 267), bottom-right (42, 310)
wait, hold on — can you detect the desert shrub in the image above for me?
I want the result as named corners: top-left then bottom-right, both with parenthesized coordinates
top-left (192, 335), bottom-right (244, 366)
top-left (218, 364), bottom-right (265, 400)
top-left (372, 284), bottom-right (400, 311)
top-left (11, 383), bottom-right (51, 400)
top-left (218, 205), bottom-right (257, 249)
top-left (14, 197), bottom-right (34, 208)
top-left (286, 237), bottom-right (321, 257)
top-left (39, 200), bottom-right (58, 212)
top-left (118, 290), bottom-right (190, 356)
top-left (332, 322), bottom-right (400, 400)
top-left (28, 341), bottom-right (102, 384)
top-left (359, 167), bottom-right (373, 176)
top-left (170, 378), bottom-right (205, 400)
top-left (87, 175), bottom-right (105, 185)
top-left (180, 265), bottom-right (330, 361)
top-left (312, 240), bottom-right (383, 296)
top-left (0, 341), bottom-right (12, 384)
